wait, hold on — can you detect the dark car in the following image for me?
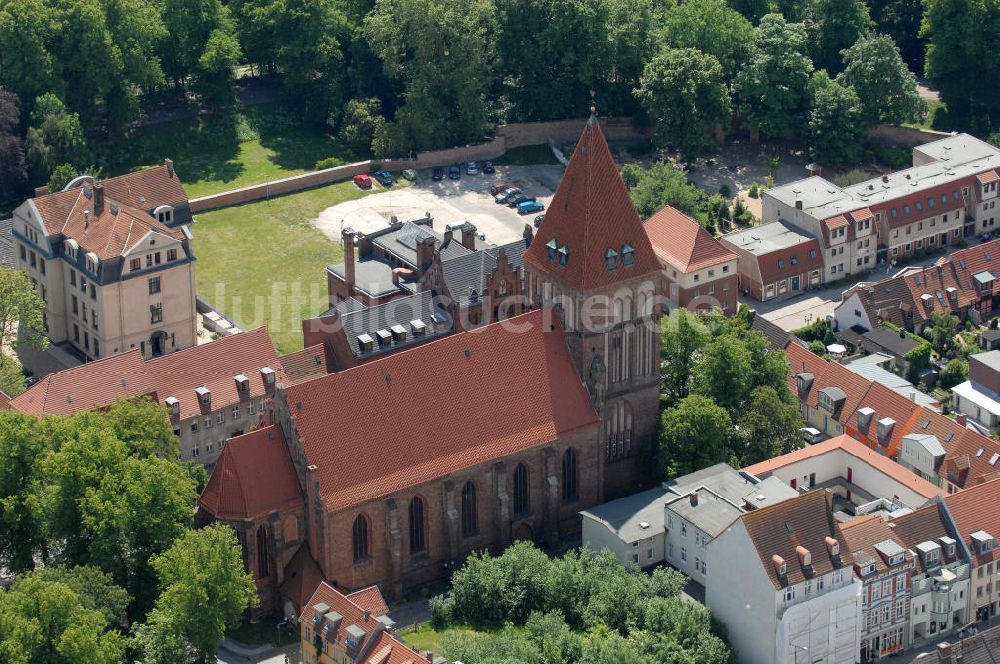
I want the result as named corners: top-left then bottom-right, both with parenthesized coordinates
top-left (448, 165), bottom-right (461, 180)
top-left (372, 170), bottom-right (394, 187)
top-left (506, 193), bottom-right (534, 207)
top-left (495, 188), bottom-right (522, 204)
top-left (490, 181), bottom-right (516, 195)
top-left (534, 214), bottom-right (544, 228)
top-left (482, 161), bottom-right (495, 174)
top-left (432, 167), bottom-right (444, 181)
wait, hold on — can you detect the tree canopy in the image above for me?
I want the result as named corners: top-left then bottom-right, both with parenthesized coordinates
top-left (838, 34), bottom-right (925, 126)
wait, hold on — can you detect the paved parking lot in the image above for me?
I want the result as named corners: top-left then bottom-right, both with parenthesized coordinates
top-left (312, 165), bottom-right (563, 245)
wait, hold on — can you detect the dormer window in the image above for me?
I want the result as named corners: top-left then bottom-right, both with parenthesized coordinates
top-left (195, 386), bottom-right (211, 407)
top-left (621, 244), bottom-right (635, 267)
top-left (65, 239), bottom-right (79, 259)
top-left (85, 252), bottom-right (98, 273)
top-left (234, 374), bottom-right (249, 394)
top-left (605, 248), bottom-right (618, 271)
top-left (558, 244), bottom-right (569, 267)
top-left (546, 239), bottom-right (558, 261)
top-left (153, 205), bottom-right (174, 225)
top-left (877, 417), bottom-right (896, 443)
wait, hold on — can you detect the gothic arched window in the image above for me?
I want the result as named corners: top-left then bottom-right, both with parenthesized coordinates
top-left (461, 482), bottom-right (478, 537)
top-left (513, 463), bottom-right (530, 516)
top-left (352, 514), bottom-right (369, 562)
top-left (562, 448), bottom-right (579, 503)
top-left (409, 497), bottom-right (426, 553)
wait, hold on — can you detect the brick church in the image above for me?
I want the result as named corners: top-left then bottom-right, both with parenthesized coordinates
top-left (197, 116), bottom-right (665, 616)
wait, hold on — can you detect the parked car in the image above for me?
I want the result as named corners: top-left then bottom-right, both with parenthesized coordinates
top-left (353, 174), bottom-right (372, 189)
top-left (431, 167), bottom-right (444, 181)
top-left (495, 188), bottom-right (522, 204)
top-left (482, 161), bottom-right (495, 174)
top-left (465, 161), bottom-right (479, 175)
top-left (533, 214), bottom-right (544, 228)
top-left (448, 165), bottom-right (461, 180)
top-left (506, 193), bottom-right (534, 207)
top-left (490, 182), bottom-right (516, 195)
top-left (372, 171), bottom-right (394, 186)
top-left (518, 201), bottom-right (545, 215)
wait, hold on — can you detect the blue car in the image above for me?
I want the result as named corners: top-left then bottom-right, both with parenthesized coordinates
top-left (372, 171), bottom-right (394, 187)
top-left (517, 200), bottom-right (545, 215)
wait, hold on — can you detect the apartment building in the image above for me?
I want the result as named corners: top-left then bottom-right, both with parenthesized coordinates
top-left (945, 479), bottom-right (1000, 625)
top-left (11, 161), bottom-right (197, 360)
top-left (642, 205), bottom-right (739, 312)
top-left (952, 350), bottom-right (1000, 433)
top-left (720, 220), bottom-right (824, 301)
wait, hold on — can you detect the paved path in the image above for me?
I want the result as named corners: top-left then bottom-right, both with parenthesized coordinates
top-left (217, 641), bottom-right (300, 664)
top-left (388, 598), bottom-right (432, 630)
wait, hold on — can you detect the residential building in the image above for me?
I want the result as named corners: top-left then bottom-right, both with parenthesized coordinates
top-left (11, 161), bottom-right (197, 360)
top-left (580, 487), bottom-right (669, 568)
top-left (835, 325), bottom-right (923, 371)
top-left (720, 220), bottom-right (824, 301)
top-left (787, 343), bottom-right (873, 438)
top-left (888, 499), bottom-right (971, 644)
top-left (838, 515), bottom-right (914, 661)
top-left (911, 624), bottom-right (1000, 664)
top-left (944, 479), bottom-right (1000, 624)
top-left (642, 205), bottom-right (739, 312)
top-left (743, 434), bottom-right (942, 512)
top-left (7, 327), bottom-right (321, 469)
top-left (300, 581), bottom-right (436, 664)
top-left (952, 350), bottom-right (1000, 433)
top-left (843, 354), bottom-right (939, 411)
top-left (706, 490), bottom-right (861, 664)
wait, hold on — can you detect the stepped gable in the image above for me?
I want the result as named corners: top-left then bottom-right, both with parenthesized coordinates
top-left (523, 117), bottom-right (660, 291)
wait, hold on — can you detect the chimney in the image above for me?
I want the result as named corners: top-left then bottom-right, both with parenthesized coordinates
top-left (424, 651), bottom-right (433, 663)
top-left (882, 175), bottom-right (889, 183)
top-left (364, 609), bottom-right (371, 623)
top-left (825, 536), bottom-right (840, 557)
top-left (956, 413), bottom-right (968, 426)
top-left (343, 228), bottom-right (356, 291)
top-left (34, 185), bottom-right (50, 197)
top-left (910, 390), bottom-right (917, 402)
top-left (523, 224), bottom-right (534, 246)
top-left (93, 183), bottom-right (105, 216)
top-left (416, 236), bottom-right (436, 270)
top-left (689, 491), bottom-right (698, 507)
top-left (443, 225), bottom-right (454, 244)
top-left (83, 210), bottom-right (90, 229)
top-left (165, 158), bottom-right (174, 178)
top-left (795, 198), bottom-right (803, 210)
top-left (260, 366), bottom-right (275, 391)
top-left (937, 642), bottom-right (953, 663)
top-left (772, 554), bottom-right (786, 577)
top-left (461, 222), bottom-right (477, 250)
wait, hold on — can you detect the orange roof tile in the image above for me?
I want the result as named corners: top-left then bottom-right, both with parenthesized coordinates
top-left (945, 478), bottom-right (1000, 564)
top-left (977, 170), bottom-right (1000, 185)
top-left (523, 119), bottom-right (660, 291)
top-left (279, 544), bottom-right (325, 611)
top-left (285, 309), bottom-right (600, 512)
top-left (346, 587), bottom-right (389, 618)
top-left (838, 514), bottom-right (911, 575)
top-left (741, 490), bottom-right (850, 589)
top-left (198, 425), bottom-right (303, 520)
top-left (300, 582), bottom-right (404, 659)
top-left (886, 501), bottom-right (957, 573)
top-left (743, 434), bottom-right (942, 500)
top-left (642, 205), bottom-right (736, 273)
top-left (851, 381), bottom-right (921, 456)
top-left (279, 344), bottom-right (331, 385)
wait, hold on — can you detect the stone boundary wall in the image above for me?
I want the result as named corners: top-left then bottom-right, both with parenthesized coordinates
top-left (188, 117), bottom-right (645, 212)
top-left (865, 124), bottom-right (955, 148)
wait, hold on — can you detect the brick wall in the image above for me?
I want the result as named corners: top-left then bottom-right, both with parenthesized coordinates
top-left (865, 124), bottom-right (954, 148)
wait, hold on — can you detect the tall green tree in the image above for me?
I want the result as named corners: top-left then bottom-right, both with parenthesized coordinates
top-left (365, 0), bottom-right (497, 153)
top-left (807, 72), bottom-right (864, 165)
top-left (24, 94), bottom-right (90, 185)
top-left (0, 412), bottom-right (47, 572)
top-left (805, 0), bottom-right (873, 76)
top-left (635, 48), bottom-right (731, 162)
top-left (0, 568), bottom-right (127, 664)
top-left (0, 0), bottom-right (64, 117)
top-left (691, 335), bottom-right (753, 414)
top-left (921, 0), bottom-right (994, 118)
top-left (927, 311), bottom-right (960, 357)
top-left (660, 309), bottom-right (709, 407)
top-left (160, 0), bottom-right (240, 102)
top-left (659, 0), bottom-right (755, 85)
top-left (659, 394), bottom-right (733, 477)
top-left (866, 0), bottom-right (925, 70)
top-left (0, 91), bottom-right (28, 204)
top-left (838, 34), bottom-right (925, 126)
top-left (734, 13), bottom-right (814, 139)
top-left (621, 161), bottom-right (709, 221)
top-left (737, 385), bottom-right (804, 464)
top-left (0, 268), bottom-right (48, 352)
top-left (134, 525), bottom-right (257, 664)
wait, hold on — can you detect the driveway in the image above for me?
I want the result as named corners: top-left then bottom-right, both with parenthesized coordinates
top-left (312, 165), bottom-right (562, 246)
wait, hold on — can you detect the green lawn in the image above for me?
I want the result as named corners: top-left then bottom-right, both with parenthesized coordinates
top-left (226, 616), bottom-right (298, 647)
top-left (398, 625), bottom-right (488, 654)
top-left (904, 98), bottom-right (947, 131)
top-left (105, 104), bottom-right (368, 198)
top-left (193, 179), bottom-right (407, 353)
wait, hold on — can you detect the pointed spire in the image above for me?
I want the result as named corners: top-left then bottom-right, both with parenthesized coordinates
top-left (587, 89), bottom-right (598, 125)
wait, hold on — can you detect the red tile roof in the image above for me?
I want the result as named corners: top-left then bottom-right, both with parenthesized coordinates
top-left (300, 581), bottom-right (408, 662)
top-left (824, 215), bottom-right (849, 231)
top-left (839, 514), bottom-right (912, 575)
top-left (279, 544), bottom-right (325, 611)
top-left (757, 239), bottom-right (824, 286)
top-left (523, 119), bottom-right (660, 291)
top-left (849, 381), bottom-right (921, 456)
top-left (741, 490), bottom-right (850, 589)
top-left (285, 309), bottom-right (600, 512)
top-left (10, 328), bottom-right (282, 420)
top-left (364, 631), bottom-right (425, 664)
top-left (810, 360), bottom-right (875, 422)
top-left (642, 205), bottom-right (736, 273)
top-left (198, 425), bottom-right (303, 520)
top-left (743, 434), bottom-right (942, 500)
top-left (0, 389), bottom-right (10, 410)
top-left (886, 501), bottom-right (957, 573)
top-left (872, 178), bottom-right (975, 230)
top-left (945, 478), bottom-right (1000, 565)
top-left (346, 587), bottom-right (389, 618)
top-left (977, 170), bottom-right (999, 185)
top-left (279, 344), bottom-right (331, 385)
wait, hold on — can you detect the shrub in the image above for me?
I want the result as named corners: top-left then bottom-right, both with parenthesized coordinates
top-left (808, 340), bottom-right (827, 355)
top-left (719, 183), bottom-right (732, 198)
top-left (429, 594), bottom-right (453, 629)
top-left (748, 182), bottom-right (759, 198)
top-left (314, 156), bottom-right (347, 170)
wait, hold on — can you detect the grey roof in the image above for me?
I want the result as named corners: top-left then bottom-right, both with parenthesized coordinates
top-left (902, 433), bottom-right (946, 458)
top-left (665, 487), bottom-right (744, 538)
top-left (740, 475), bottom-right (799, 510)
top-left (972, 350), bottom-right (1000, 373)
top-left (749, 311), bottom-right (796, 350)
top-left (332, 297), bottom-right (365, 315)
top-left (721, 220), bottom-right (816, 256)
top-left (820, 386), bottom-right (847, 402)
top-left (975, 270), bottom-right (996, 285)
top-left (844, 354), bottom-right (939, 409)
top-left (0, 218), bottom-right (12, 270)
top-left (371, 220), bottom-right (476, 268)
top-left (981, 329), bottom-right (1000, 342)
top-left (334, 291), bottom-right (452, 358)
top-left (579, 487), bottom-right (668, 543)
top-left (860, 324), bottom-right (922, 358)
top-left (874, 539), bottom-right (906, 559)
top-left (440, 239), bottom-right (530, 306)
top-left (665, 463), bottom-right (761, 504)
top-left (327, 258), bottom-right (414, 298)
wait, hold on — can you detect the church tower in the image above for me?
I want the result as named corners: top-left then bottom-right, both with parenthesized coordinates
top-left (523, 115), bottom-right (663, 497)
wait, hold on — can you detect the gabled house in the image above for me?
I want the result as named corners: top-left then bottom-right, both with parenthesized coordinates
top-left (944, 479), bottom-right (1000, 625)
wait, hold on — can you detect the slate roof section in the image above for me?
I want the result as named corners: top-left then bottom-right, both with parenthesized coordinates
top-left (285, 309), bottom-right (601, 512)
top-left (579, 487), bottom-right (669, 544)
top-left (642, 205), bottom-right (736, 273)
top-left (945, 478), bottom-right (1000, 565)
top-left (748, 312), bottom-right (796, 350)
top-left (440, 239), bottom-right (529, 306)
top-left (334, 291), bottom-right (452, 359)
top-left (523, 117), bottom-right (660, 291)
top-left (0, 217), bottom-right (14, 269)
top-left (666, 487), bottom-right (745, 538)
top-left (198, 425), bottom-right (304, 521)
top-left (741, 490), bottom-right (850, 589)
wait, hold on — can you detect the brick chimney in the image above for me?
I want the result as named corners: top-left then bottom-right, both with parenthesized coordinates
top-left (689, 491), bottom-right (698, 507)
top-left (956, 413), bottom-right (968, 426)
top-left (34, 185), bottom-right (50, 197)
top-left (460, 222), bottom-right (477, 250)
top-left (164, 158), bottom-right (174, 178)
top-left (443, 225), bottom-right (454, 245)
top-left (93, 183), bottom-right (105, 216)
top-left (416, 236), bottom-right (436, 270)
top-left (342, 228), bottom-right (356, 291)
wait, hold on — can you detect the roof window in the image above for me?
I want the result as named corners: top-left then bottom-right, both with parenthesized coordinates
top-left (546, 239), bottom-right (557, 261)
top-left (605, 248), bottom-right (618, 271)
top-left (621, 244), bottom-right (635, 267)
